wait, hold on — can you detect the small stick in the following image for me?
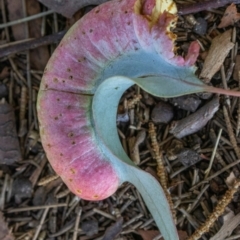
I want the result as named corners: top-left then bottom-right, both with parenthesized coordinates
top-left (32, 207), bottom-right (50, 240)
top-left (73, 208), bottom-right (82, 240)
top-left (93, 208), bottom-right (116, 221)
top-left (7, 203), bottom-right (67, 213)
top-left (0, 10), bottom-right (54, 29)
top-left (188, 180), bottom-right (240, 240)
top-left (190, 159), bottom-right (240, 191)
top-left (0, 31), bottom-right (66, 58)
top-left (56, 189), bottom-right (70, 198)
top-left (205, 128), bottom-right (222, 178)
top-left (223, 106), bottom-right (240, 159)
top-left (236, 71), bottom-right (240, 136)
top-left (177, 0), bottom-right (240, 15)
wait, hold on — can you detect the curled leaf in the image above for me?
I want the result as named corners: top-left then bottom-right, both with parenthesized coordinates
top-left (218, 3), bottom-right (240, 28)
top-left (37, 0), bottom-right (240, 239)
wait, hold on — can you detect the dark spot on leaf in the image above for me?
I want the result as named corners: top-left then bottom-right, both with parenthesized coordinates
top-left (124, 10), bottom-right (128, 14)
top-left (60, 153), bottom-right (63, 156)
top-left (127, 22), bottom-right (131, 25)
top-left (47, 143), bottom-right (51, 148)
top-left (62, 80), bottom-right (65, 83)
top-left (57, 98), bottom-right (60, 101)
top-left (93, 195), bottom-right (99, 199)
top-left (68, 132), bottom-right (74, 137)
top-left (67, 68), bottom-right (71, 72)
top-left (95, 9), bottom-right (100, 13)
top-left (45, 84), bottom-right (48, 89)
top-left (135, 47), bottom-right (139, 51)
top-left (54, 116), bottom-right (58, 120)
top-left (69, 178), bottom-right (73, 182)
top-left (72, 141), bottom-right (76, 145)
top-left (67, 105), bottom-right (71, 109)
top-left (70, 168), bottom-right (76, 174)
top-left (89, 29), bottom-right (93, 33)
top-left (77, 189), bottom-right (82, 193)
top-left (53, 78), bottom-right (58, 82)
top-left (69, 76), bottom-right (73, 80)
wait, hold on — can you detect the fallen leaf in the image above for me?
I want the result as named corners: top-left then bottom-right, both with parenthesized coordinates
top-left (225, 172), bottom-right (236, 188)
top-left (0, 211), bottom-right (15, 240)
top-left (102, 217), bottom-right (123, 240)
top-left (0, 99), bottom-right (21, 165)
top-left (6, 0), bottom-right (49, 70)
top-left (0, 67), bottom-right (10, 80)
top-left (200, 29), bottom-right (234, 82)
top-left (38, 0), bottom-right (110, 18)
top-left (178, 230), bottom-right (188, 240)
top-left (218, 3), bottom-right (240, 28)
top-left (137, 230), bottom-right (160, 240)
top-left (138, 229), bottom-right (188, 240)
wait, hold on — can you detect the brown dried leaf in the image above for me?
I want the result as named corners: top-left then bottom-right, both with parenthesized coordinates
top-left (218, 3), bottom-right (240, 28)
top-left (38, 0), bottom-right (109, 18)
top-left (138, 230), bottom-right (188, 240)
top-left (102, 217), bottom-right (123, 240)
top-left (225, 172), bottom-right (236, 188)
top-left (0, 211), bottom-right (15, 240)
top-left (0, 99), bottom-right (21, 165)
top-left (137, 230), bottom-right (160, 240)
top-left (199, 30), bottom-right (234, 82)
top-left (0, 67), bottom-right (10, 80)
top-left (6, 0), bottom-right (49, 70)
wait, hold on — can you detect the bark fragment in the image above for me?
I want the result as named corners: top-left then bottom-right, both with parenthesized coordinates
top-left (169, 96), bottom-right (219, 138)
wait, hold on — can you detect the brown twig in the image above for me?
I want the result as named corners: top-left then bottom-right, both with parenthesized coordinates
top-left (177, 0), bottom-right (240, 15)
top-left (0, 30), bottom-right (66, 58)
top-left (223, 105), bottom-right (240, 159)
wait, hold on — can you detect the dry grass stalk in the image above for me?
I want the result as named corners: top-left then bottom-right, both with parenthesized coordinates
top-left (38, 174), bottom-right (59, 186)
top-left (148, 122), bottom-right (176, 222)
top-left (127, 94), bottom-right (142, 109)
top-left (188, 180), bottom-right (240, 240)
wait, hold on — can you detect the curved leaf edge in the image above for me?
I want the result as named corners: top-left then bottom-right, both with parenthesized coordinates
top-left (92, 75), bottom-right (209, 240)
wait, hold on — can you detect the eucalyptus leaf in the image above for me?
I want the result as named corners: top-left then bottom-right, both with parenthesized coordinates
top-left (37, 0), bottom-right (240, 239)
top-left (92, 74), bottom-right (207, 240)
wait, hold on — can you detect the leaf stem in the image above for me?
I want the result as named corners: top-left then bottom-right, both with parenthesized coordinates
top-left (205, 86), bottom-right (240, 97)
